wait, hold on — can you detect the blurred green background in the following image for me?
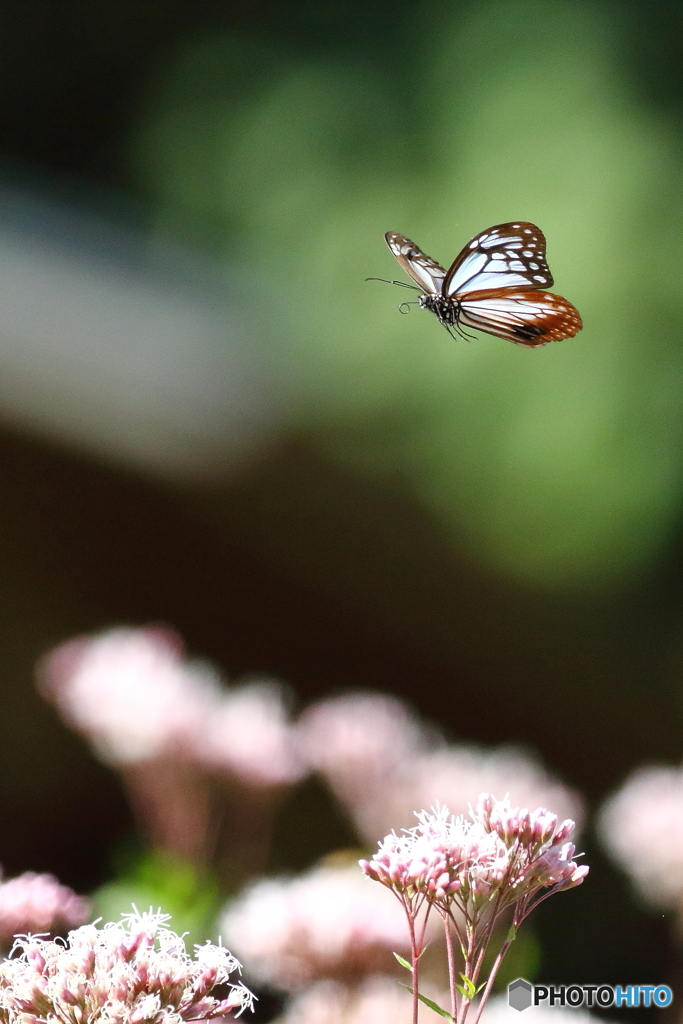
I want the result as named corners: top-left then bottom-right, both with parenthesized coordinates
top-left (0, 0), bottom-right (681, 1013)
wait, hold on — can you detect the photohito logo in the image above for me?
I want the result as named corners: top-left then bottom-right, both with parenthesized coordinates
top-left (508, 978), bottom-right (673, 1011)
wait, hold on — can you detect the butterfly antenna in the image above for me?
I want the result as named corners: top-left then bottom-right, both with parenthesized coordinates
top-left (365, 277), bottom-right (421, 291)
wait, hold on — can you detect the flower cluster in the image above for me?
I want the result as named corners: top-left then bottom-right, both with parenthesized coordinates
top-left (38, 627), bottom-right (305, 872)
top-left (0, 908), bottom-right (254, 1024)
top-left (361, 799), bottom-right (587, 918)
top-left (32, 623), bottom-right (593, 1024)
top-left (38, 630), bottom-right (583, 889)
top-left (221, 864), bottom-right (410, 990)
top-left (196, 679), bottom-right (304, 787)
top-left (297, 693), bottom-right (428, 819)
top-left (360, 798), bottom-right (588, 1024)
top-left (37, 627), bottom-right (213, 765)
top-left (0, 870), bottom-right (89, 950)
top-left (38, 628), bottom-right (303, 786)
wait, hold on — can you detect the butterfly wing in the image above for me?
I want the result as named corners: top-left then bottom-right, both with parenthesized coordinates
top-left (458, 289), bottom-right (583, 347)
top-left (385, 232), bottom-right (446, 294)
top-left (444, 222), bottom-right (553, 298)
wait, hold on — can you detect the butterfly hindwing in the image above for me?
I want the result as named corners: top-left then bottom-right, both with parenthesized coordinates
top-left (444, 222), bottom-right (553, 298)
top-left (385, 232), bottom-right (446, 294)
top-left (458, 289), bottom-right (582, 347)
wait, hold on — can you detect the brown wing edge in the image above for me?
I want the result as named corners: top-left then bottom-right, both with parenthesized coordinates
top-left (458, 288), bottom-right (583, 347)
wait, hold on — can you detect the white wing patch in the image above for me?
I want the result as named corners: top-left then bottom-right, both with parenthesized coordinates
top-left (444, 222), bottom-right (553, 297)
top-left (463, 296), bottom-right (552, 318)
top-left (445, 255), bottom-right (539, 295)
top-left (385, 232), bottom-right (446, 294)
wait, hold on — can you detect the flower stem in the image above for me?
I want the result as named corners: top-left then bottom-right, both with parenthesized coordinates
top-left (457, 925), bottom-right (475, 1024)
top-left (408, 911), bottom-right (420, 1024)
top-left (443, 913), bottom-right (458, 1022)
top-left (470, 928), bottom-right (517, 1024)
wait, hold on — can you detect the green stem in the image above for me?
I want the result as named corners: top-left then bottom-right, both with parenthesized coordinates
top-left (443, 912), bottom-right (457, 1022)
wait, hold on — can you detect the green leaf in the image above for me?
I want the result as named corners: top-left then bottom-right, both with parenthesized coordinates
top-left (399, 985), bottom-right (453, 1020)
top-left (456, 975), bottom-right (477, 1001)
top-left (393, 953), bottom-right (412, 971)
top-left (90, 849), bottom-right (219, 943)
top-left (417, 993), bottom-right (454, 1020)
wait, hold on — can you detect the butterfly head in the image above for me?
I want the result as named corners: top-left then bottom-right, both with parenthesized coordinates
top-left (419, 293), bottom-right (459, 327)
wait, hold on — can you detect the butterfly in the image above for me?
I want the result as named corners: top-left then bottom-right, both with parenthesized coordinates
top-left (371, 222), bottom-right (582, 347)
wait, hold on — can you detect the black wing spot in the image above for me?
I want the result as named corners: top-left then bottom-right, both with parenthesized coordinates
top-left (513, 324), bottom-right (545, 340)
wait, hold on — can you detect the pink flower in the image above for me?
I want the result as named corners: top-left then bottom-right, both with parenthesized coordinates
top-left (297, 694), bottom-right (582, 845)
top-left (220, 864), bottom-right (411, 990)
top-left (0, 871), bottom-right (89, 949)
top-left (38, 628), bottom-right (304, 789)
top-left (38, 626), bottom-right (306, 874)
top-left (0, 908), bottom-right (254, 1024)
top-left (599, 764), bottom-right (683, 907)
top-left (37, 627), bottom-right (214, 765)
top-left (361, 799), bottom-right (587, 913)
top-left (196, 680), bottom-right (305, 788)
top-left (296, 693), bottom-right (428, 828)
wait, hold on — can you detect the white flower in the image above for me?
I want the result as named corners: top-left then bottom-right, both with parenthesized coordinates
top-left (0, 869), bottom-right (89, 948)
top-left (196, 680), bottom-right (305, 787)
top-left (37, 628), bottom-right (215, 764)
top-left (0, 908), bottom-right (254, 1024)
top-left (599, 764), bottom-right (683, 907)
top-left (297, 693), bottom-right (582, 846)
top-left (221, 864), bottom-right (410, 990)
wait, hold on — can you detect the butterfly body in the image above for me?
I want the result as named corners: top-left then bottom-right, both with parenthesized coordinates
top-left (382, 223), bottom-right (582, 347)
top-left (419, 293), bottom-right (461, 327)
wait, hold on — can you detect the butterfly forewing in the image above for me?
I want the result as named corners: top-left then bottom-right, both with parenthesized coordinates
top-left (444, 222), bottom-right (553, 298)
top-left (458, 289), bottom-right (582, 347)
top-left (385, 232), bottom-right (446, 294)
